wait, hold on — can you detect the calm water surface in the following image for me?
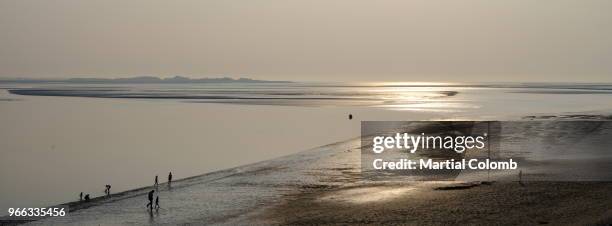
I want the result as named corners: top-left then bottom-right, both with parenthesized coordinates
top-left (2, 82), bottom-right (612, 213)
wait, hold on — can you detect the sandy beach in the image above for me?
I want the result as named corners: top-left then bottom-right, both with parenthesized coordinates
top-left (14, 132), bottom-right (611, 226)
top-left (264, 182), bottom-right (612, 225)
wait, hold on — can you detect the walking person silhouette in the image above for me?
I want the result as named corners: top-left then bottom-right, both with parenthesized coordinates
top-left (146, 190), bottom-right (155, 212)
top-left (105, 184), bottom-right (111, 196)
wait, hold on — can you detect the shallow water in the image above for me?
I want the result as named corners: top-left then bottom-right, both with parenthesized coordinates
top-left (2, 82), bottom-right (612, 214)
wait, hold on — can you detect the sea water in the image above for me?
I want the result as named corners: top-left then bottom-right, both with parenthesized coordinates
top-left (1, 82), bottom-right (612, 213)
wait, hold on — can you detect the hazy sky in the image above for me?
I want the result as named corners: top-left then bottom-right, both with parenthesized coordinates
top-left (1, 0), bottom-right (611, 82)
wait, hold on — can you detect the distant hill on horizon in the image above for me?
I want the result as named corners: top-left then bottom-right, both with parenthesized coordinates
top-left (0, 76), bottom-right (292, 84)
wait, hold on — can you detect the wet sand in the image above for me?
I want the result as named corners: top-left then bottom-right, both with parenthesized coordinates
top-left (261, 181), bottom-right (612, 225)
top-left (16, 135), bottom-right (612, 225)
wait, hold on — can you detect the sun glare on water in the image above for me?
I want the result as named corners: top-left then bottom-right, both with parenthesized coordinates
top-left (319, 186), bottom-right (414, 204)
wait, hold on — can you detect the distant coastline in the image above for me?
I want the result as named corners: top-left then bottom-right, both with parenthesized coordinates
top-left (0, 76), bottom-right (291, 84)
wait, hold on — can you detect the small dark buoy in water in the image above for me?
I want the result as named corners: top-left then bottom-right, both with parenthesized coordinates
top-left (348, 114), bottom-right (353, 120)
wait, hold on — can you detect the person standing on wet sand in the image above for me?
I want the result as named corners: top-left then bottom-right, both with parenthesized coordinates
top-left (155, 175), bottom-right (158, 187)
top-left (79, 192), bottom-right (83, 201)
top-left (146, 190), bottom-right (155, 211)
top-left (168, 172), bottom-right (172, 184)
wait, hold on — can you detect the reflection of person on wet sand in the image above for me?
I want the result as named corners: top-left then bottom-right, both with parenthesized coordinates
top-left (155, 196), bottom-right (160, 210)
top-left (146, 190), bottom-right (155, 211)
